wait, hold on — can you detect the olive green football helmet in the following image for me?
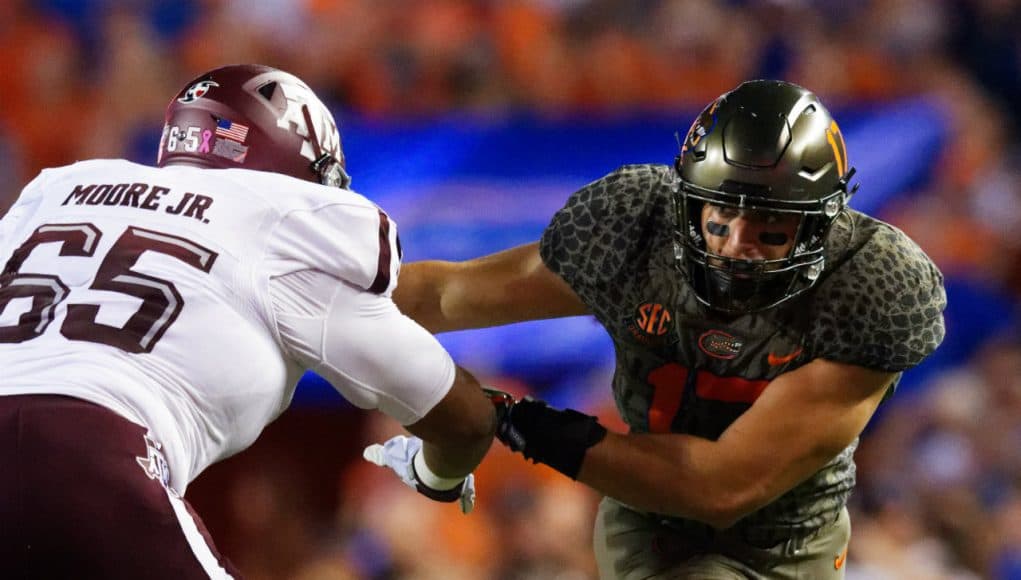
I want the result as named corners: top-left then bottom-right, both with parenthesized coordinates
top-left (674, 80), bottom-right (857, 313)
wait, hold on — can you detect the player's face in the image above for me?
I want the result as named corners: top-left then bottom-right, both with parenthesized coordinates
top-left (701, 204), bottom-right (800, 261)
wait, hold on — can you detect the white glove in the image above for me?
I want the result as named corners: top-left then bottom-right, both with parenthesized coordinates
top-left (363, 435), bottom-right (476, 514)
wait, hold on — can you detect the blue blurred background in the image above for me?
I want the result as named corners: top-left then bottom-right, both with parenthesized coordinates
top-left (2, 1), bottom-right (1021, 578)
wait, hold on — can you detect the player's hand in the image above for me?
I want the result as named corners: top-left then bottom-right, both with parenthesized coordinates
top-left (362, 435), bottom-right (476, 514)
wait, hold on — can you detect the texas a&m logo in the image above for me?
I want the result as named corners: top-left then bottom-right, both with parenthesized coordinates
top-left (274, 81), bottom-right (342, 164)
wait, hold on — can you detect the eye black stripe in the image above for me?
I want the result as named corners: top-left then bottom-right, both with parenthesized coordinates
top-left (759, 232), bottom-right (789, 246)
top-left (706, 221), bottom-right (729, 236)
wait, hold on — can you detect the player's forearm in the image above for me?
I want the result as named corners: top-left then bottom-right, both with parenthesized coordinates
top-left (406, 366), bottom-right (498, 479)
top-left (395, 244), bottom-right (589, 333)
top-left (394, 260), bottom-right (512, 332)
top-left (493, 396), bottom-right (780, 528)
top-left (419, 429), bottom-right (493, 480)
top-left (576, 432), bottom-right (773, 529)
top-left (393, 260), bottom-right (458, 332)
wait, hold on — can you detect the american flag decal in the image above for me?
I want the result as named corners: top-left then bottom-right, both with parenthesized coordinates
top-left (215, 119), bottom-right (249, 142)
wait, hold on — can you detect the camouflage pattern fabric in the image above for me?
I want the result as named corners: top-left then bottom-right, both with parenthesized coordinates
top-left (540, 163), bottom-right (945, 546)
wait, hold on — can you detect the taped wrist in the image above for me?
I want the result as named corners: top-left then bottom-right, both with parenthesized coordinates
top-left (411, 452), bottom-right (464, 503)
top-left (501, 398), bottom-right (607, 479)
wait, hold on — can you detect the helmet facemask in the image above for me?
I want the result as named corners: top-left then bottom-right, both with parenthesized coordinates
top-left (674, 179), bottom-right (846, 313)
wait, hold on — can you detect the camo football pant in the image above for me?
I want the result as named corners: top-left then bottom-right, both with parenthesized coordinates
top-left (593, 497), bottom-right (851, 579)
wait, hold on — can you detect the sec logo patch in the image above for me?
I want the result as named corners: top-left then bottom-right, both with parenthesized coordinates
top-left (625, 302), bottom-right (675, 346)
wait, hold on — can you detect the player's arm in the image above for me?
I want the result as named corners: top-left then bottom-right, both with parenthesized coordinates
top-left (499, 358), bottom-right (895, 529)
top-left (393, 242), bottom-right (589, 332)
top-left (275, 276), bottom-right (496, 486)
top-left (402, 364), bottom-right (496, 480)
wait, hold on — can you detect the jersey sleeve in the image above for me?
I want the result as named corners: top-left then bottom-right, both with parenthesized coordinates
top-left (0, 168), bottom-right (50, 246)
top-left (271, 270), bottom-right (455, 426)
top-left (539, 164), bottom-right (673, 306)
top-left (266, 200), bottom-right (401, 296)
top-left (806, 223), bottom-right (946, 371)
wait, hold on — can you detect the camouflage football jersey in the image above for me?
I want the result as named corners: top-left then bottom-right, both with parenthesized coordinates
top-left (540, 163), bottom-right (945, 544)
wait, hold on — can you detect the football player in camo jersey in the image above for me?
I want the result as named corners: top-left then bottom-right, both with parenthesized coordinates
top-left (390, 80), bottom-right (946, 579)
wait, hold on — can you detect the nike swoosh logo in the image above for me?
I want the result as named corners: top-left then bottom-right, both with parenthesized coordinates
top-left (767, 347), bottom-right (803, 366)
top-left (834, 546), bottom-right (848, 570)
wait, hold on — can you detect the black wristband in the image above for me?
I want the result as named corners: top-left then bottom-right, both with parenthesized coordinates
top-left (410, 458), bottom-right (463, 503)
top-left (499, 398), bottom-right (607, 479)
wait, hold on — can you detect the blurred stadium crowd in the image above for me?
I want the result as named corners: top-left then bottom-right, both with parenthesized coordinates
top-left (1, 0), bottom-right (1021, 579)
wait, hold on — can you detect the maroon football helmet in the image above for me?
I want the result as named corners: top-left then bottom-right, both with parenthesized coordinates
top-left (158, 64), bottom-right (350, 188)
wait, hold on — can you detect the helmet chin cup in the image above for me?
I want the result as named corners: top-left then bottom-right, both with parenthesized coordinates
top-left (311, 153), bottom-right (351, 189)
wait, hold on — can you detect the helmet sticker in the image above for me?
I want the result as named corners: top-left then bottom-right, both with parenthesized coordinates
top-left (681, 98), bottom-right (721, 157)
top-left (164, 125), bottom-right (212, 153)
top-left (178, 80), bottom-right (219, 103)
top-left (212, 139), bottom-right (248, 163)
top-left (214, 119), bottom-right (249, 142)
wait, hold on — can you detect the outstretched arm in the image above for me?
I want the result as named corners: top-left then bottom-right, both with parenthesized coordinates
top-left (274, 274), bottom-right (497, 508)
top-left (498, 358), bottom-right (895, 529)
top-left (393, 242), bottom-right (589, 332)
top-left (403, 365), bottom-right (496, 480)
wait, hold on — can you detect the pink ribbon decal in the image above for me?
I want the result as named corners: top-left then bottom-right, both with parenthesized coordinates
top-left (199, 129), bottom-right (212, 153)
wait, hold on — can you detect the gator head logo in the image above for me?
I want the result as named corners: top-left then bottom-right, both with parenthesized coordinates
top-left (698, 330), bottom-right (743, 359)
top-left (625, 302), bottom-right (675, 346)
top-left (178, 80), bottom-right (219, 103)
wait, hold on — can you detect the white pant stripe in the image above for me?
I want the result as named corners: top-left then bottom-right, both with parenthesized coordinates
top-left (165, 488), bottom-right (235, 579)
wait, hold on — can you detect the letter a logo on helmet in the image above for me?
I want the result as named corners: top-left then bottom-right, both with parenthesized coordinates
top-left (178, 80), bottom-right (219, 103)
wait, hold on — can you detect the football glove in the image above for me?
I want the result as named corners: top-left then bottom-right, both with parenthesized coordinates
top-left (489, 393), bottom-right (607, 480)
top-left (363, 435), bottom-right (476, 514)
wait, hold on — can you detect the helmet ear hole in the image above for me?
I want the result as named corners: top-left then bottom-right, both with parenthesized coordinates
top-left (257, 81), bottom-right (278, 100)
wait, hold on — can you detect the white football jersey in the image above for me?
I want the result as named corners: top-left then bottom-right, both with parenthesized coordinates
top-left (0, 159), bottom-right (455, 493)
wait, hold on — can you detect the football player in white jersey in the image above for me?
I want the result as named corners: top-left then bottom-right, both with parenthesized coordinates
top-left (0, 64), bottom-right (496, 579)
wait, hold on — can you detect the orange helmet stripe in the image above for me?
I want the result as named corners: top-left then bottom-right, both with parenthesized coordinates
top-left (826, 120), bottom-right (847, 177)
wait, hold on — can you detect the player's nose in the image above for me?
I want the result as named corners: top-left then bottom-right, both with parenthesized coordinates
top-left (719, 218), bottom-right (764, 259)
